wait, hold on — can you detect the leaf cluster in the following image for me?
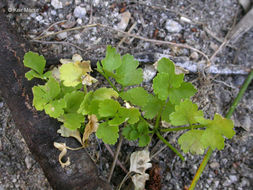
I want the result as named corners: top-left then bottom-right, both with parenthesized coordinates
top-left (23, 46), bottom-right (235, 156)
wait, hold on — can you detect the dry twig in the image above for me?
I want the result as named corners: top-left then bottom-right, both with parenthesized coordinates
top-left (34, 23), bottom-right (211, 64)
top-left (107, 134), bottom-right (124, 182)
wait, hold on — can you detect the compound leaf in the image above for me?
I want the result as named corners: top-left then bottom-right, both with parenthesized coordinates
top-left (115, 54), bottom-right (143, 86)
top-left (168, 82), bottom-right (197, 104)
top-left (120, 87), bottom-right (149, 107)
top-left (93, 87), bottom-right (118, 100)
top-left (23, 51), bottom-right (46, 75)
top-left (96, 122), bottom-right (119, 144)
top-left (101, 46), bottom-right (122, 73)
top-left (78, 91), bottom-right (93, 115)
top-left (98, 99), bottom-right (120, 117)
top-left (62, 113), bottom-right (84, 130)
top-left (178, 129), bottom-right (205, 154)
top-left (64, 91), bottom-right (84, 113)
top-left (142, 95), bottom-right (163, 119)
top-left (153, 73), bottom-right (170, 100)
top-left (161, 100), bottom-right (175, 122)
top-left (170, 99), bottom-right (204, 126)
top-left (32, 77), bottom-right (60, 110)
top-left (44, 99), bottom-right (66, 118)
top-left (201, 129), bottom-right (225, 150)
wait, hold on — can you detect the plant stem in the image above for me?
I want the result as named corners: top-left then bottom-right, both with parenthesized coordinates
top-left (160, 125), bottom-right (205, 132)
top-left (156, 131), bottom-right (184, 161)
top-left (97, 69), bottom-right (119, 93)
top-left (226, 70), bottom-right (253, 118)
top-left (154, 108), bottom-right (163, 131)
top-left (189, 70), bottom-right (253, 190)
top-left (107, 134), bottom-right (124, 182)
top-left (189, 148), bottom-right (212, 190)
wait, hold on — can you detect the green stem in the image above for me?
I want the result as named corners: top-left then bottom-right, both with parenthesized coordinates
top-left (97, 69), bottom-right (119, 93)
top-left (226, 70), bottom-right (253, 118)
top-left (161, 125), bottom-right (206, 132)
top-left (189, 148), bottom-right (212, 190)
top-left (154, 107), bottom-right (163, 131)
top-left (189, 70), bottom-right (253, 190)
top-left (156, 131), bottom-right (185, 161)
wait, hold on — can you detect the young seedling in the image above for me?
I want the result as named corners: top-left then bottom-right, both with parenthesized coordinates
top-left (23, 46), bottom-right (235, 189)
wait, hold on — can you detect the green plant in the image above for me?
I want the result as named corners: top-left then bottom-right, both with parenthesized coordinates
top-left (23, 46), bottom-right (235, 188)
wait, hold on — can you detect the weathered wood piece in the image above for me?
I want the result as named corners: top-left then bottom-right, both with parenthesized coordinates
top-left (0, 11), bottom-right (111, 190)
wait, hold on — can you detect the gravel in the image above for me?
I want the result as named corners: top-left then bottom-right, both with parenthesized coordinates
top-left (1, 0), bottom-right (253, 189)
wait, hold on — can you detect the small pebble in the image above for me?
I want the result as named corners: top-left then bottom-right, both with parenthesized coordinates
top-left (51, 0), bottom-right (63, 9)
top-left (210, 161), bottom-right (220, 169)
top-left (76, 18), bottom-right (83, 25)
top-left (73, 6), bottom-right (87, 18)
top-left (165, 19), bottom-right (182, 33)
top-left (57, 32), bottom-right (68, 39)
top-left (25, 156), bottom-right (33, 169)
top-left (116, 11), bottom-right (131, 31)
top-left (35, 15), bottom-right (43, 22)
top-left (210, 41), bottom-right (219, 51)
top-left (143, 65), bottom-right (157, 82)
top-left (229, 175), bottom-right (238, 183)
top-left (50, 10), bottom-right (57, 16)
top-left (0, 102), bottom-right (3, 108)
top-left (190, 51), bottom-right (199, 60)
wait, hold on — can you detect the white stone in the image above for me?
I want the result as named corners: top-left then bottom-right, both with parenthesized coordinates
top-left (229, 175), bottom-right (238, 183)
top-left (51, 0), bottom-right (63, 9)
top-left (57, 32), bottom-right (68, 39)
top-left (76, 18), bottom-right (82, 25)
top-left (143, 65), bottom-right (157, 82)
top-left (73, 6), bottom-right (86, 18)
top-left (165, 19), bottom-right (182, 33)
top-left (51, 10), bottom-right (57, 15)
top-left (35, 15), bottom-right (43, 22)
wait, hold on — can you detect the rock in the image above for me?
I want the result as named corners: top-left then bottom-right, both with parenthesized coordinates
top-left (50, 10), bottom-right (57, 16)
top-left (35, 15), bottom-right (43, 22)
top-left (190, 51), bottom-right (199, 60)
top-left (229, 175), bottom-right (238, 183)
top-left (165, 19), bottom-right (182, 33)
top-left (57, 32), bottom-right (68, 39)
top-left (210, 41), bottom-right (218, 51)
top-left (210, 161), bottom-right (220, 169)
top-left (75, 18), bottom-right (82, 25)
top-left (116, 11), bottom-right (131, 31)
top-left (73, 6), bottom-right (86, 18)
top-left (25, 156), bottom-right (33, 169)
top-left (51, 0), bottom-right (63, 9)
top-left (143, 65), bottom-right (157, 82)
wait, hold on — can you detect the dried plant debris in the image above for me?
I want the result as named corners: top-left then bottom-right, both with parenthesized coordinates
top-left (130, 149), bottom-right (152, 190)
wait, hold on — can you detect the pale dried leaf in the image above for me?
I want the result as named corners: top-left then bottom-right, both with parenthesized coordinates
top-left (82, 114), bottom-right (98, 142)
top-left (130, 149), bottom-right (152, 174)
top-left (60, 58), bottom-right (73, 65)
top-left (132, 173), bottom-right (149, 190)
top-left (72, 54), bottom-right (83, 62)
top-left (117, 11), bottom-right (131, 31)
top-left (53, 142), bottom-right (70, 168)
top-left (82, 74), bottom-right (97, 86)
top-left (51, 67), bottom-right (60, 81)
top-left (57, 125), bottom-right (82, 144)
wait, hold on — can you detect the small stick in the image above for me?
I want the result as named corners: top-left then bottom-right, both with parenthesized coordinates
top-left (36, 20), bottom-right (67, 39)
top-left (117, 22), bottom-right (137, 49)
top-left (31, 39), bottom-right (85, 52)
top-left (104, 143), bottom-right (128, 174)
top-left (34, 23), bottom-right (211, 64)
top-left (107, 134), bottom-right (124, 182)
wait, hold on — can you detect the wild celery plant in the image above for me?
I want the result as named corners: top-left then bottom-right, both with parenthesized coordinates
top-left (23, 46), bottom-right (235, 188)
